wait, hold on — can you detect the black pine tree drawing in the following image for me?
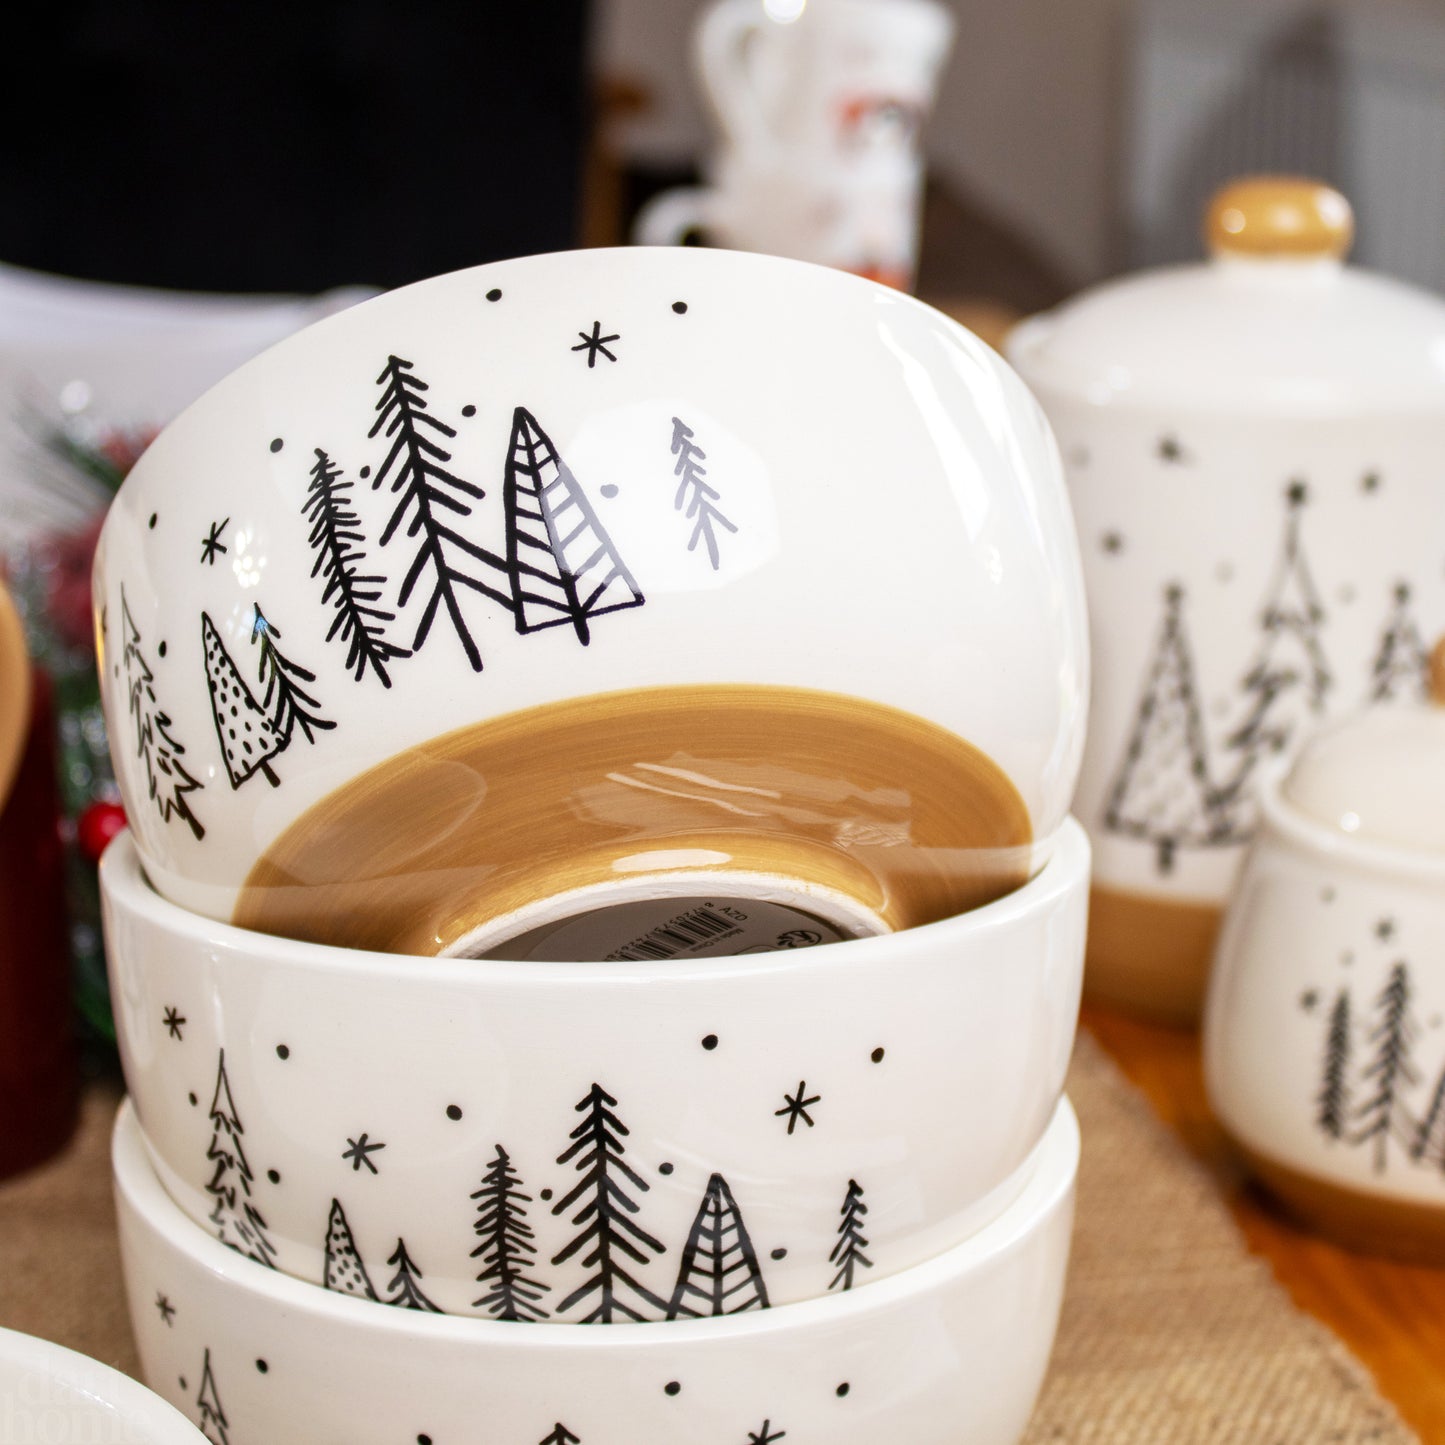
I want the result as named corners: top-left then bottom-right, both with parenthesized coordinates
top-left (471, 1143), bottom-right (551, 1321)
top-left (1410, 1059), bottom-right (1445, 1169)
top-left (196, 1349), bottom-right (229, 1445)
top-left (669, 416), bottom-right (738, 570)
top-left (1369, 582), bottom-right (1430, 704)
top-left (504, 407), bottom-right (645, 644)
top-left (1103, 584), bottom-right (1229, 872)
top-left (1352, 962), bottom-right (1420, 1174)
top-left (303, 447), bottom-right (411, 686)
top-left (121, 588), bottom-right (205, 839)
top-left (323, 1198), bottom-right (379, 1300)
top-left (539, 1427), bottom-right (581, 1445)
top-left (204, 1051), bottom-right (277, 1268)
top-left (550, 1083), bottom-right (667, 1323)
top-left (369, 355), bottom-right (512, 671)
top-left (1217, 481), bottom-right (1332, 832)
top-left (1316, 989), bottom-right (1352, 1141)
top-left (202, 611), bottom-right (286, 789)
top-left (384, 1237), bottom-right (443, 1312)
top-left (828, 1179), bottom-right (872, 1293)
top-left (250, 604), bottom-right (335, 746)
top-left (666, 1172), bottom-right (770, 1319)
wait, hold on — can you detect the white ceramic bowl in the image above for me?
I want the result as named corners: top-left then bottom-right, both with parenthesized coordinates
top-left (1205, 773), bottom-right (1445, 1257)
top-left (103, 820), bottom-right (1088, 1320)
top-left (116, 1093), bottom-right (1079, 1445)
top-left (0, 1324), bottom-right (205, 1444)
top-left (93, 244), bottom-right (1087, 953)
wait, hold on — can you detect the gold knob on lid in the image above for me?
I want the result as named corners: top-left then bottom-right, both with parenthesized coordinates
top-left (1205, 176), bottom-right (1354, 260)
top-left (1431, 637), bottom-right (1445, 707)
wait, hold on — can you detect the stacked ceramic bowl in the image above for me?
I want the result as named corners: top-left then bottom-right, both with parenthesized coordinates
top-left (94, 247), bottom-right (1091, 1443)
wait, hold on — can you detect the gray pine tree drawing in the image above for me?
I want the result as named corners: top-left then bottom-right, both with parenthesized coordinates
top-left (323, 1198), bottom-right (378, 1299)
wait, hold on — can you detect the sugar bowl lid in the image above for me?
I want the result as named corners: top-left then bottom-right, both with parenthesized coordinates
top-left (1008, 176), bottom-right (1445, 415)
top-left (1281, 640), bottom-right (1445, 854)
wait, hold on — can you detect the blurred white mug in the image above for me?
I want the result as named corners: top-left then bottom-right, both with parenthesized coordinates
top-left (635, 0), bottom-right (954, 291)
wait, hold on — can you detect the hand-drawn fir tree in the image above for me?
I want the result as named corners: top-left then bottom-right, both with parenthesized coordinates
top-left (323, 1198), bottom-right (379, 1299)
top-left (369, 355), bottom-right (512, 672)
top-left (202, 611), bottom-right (286, 789)
top-left (1410, 1058), bottom-right (1445, 1169)
top-left (1352, 962), bottom-right (1420, 1174)
top-left (539, 1426), bottom-right (581, 1445)
top-left (121, 588), bottom-right (205, 839)
top-left (204, 1051), bottom-right (277, 1268)
top-left (196, 1349), bottom-right (229, 1445)
top-left (1218, 481), bottom-right (1332, 831)
top-left (250, 604), bottom-right (335, 746)
top-left (384, 1237), bottom-right (443, 1312)
top-left (828, 1179), bottom-right (872, 1293)
top-left (1102, 584), bottom-right (1229, 873)
top-left (550, 1083), bottom-right (666, 1322)
top-left (666, 1172), bottom-right (770, 1319)
top-left (1369, 582), bottom-right (1430, 704)
top-left (669, 416), bottom-right (738, 570)
top-left (504, 407), bottom-right (645, 644)
top-left (1316, 989), bottom-right (1352, 1141)
top-left (471, 1144), bottom-right (551, 1321)
top-left (303, 447), bottom-right (411, 686)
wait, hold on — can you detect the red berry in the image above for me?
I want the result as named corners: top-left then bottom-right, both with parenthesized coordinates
top-left (78, 801), bottom-right (127, 862)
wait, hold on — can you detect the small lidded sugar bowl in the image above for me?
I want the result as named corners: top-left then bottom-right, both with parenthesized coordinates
top-left (1204, 641), bottom-right (1445, 1258)
top-left (1009, 176), bottom-right (1445, 1023)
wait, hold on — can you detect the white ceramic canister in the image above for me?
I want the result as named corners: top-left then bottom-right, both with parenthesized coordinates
top-left (1009, 177), bottom-right (1445, 1023)
top-left (1204, 643), bottom-right (1445, 1259)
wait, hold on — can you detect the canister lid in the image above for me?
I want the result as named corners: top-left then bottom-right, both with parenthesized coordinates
top-left (1281, 640), bottom-right (1445, 854)
top-left (1008, 176), bottom-right (1445, 416)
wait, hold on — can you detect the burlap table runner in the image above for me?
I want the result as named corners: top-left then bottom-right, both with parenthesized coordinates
top-left (0, 1033), bottom-right (1417, 1442)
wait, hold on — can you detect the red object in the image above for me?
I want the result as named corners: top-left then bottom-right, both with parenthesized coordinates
top-left (0, 670), bottom-right (78, 1179)
top-left (77, 799), bottom-right (128, 863)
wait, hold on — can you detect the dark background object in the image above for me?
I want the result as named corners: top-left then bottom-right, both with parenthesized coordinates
top-left (0, 1), bottom-right (591, 294)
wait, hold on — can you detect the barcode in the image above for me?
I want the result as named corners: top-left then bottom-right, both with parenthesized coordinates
top-left (608, 905), bottom-right (743, 961)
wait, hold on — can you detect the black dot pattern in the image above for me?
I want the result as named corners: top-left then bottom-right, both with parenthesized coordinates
top-left (269, 438), bottom-right (284, 453)
top-left (870, 1047), bottom-right (885, 1063)
top-left (446, 1105), bottom-right (463, 1121)
top-left (276, 1044), bottom-right (290, 1059)
top-left (702, 1034), bottom-right (719, 1051)
top-left (486, 288), bottom-right (502, 302)
top-left (672, 301), bottom-right (688, 314)
top-left (664, 1381), bottom-right (681, 1397)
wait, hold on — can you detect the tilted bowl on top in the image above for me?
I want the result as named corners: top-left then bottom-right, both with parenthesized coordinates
top-left (103, 819), bottom-right (1088, 1320)
top-left (93, 246), bottom-right (1087, 955)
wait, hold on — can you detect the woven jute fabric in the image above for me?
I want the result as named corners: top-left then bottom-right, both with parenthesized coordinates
top-left (1024, 1033), bottom-right (1415, 1445)
top-left (0, 1039), bottom-right (1419, 1441)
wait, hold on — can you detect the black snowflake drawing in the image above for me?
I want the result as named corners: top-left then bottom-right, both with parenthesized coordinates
top-left (1352, 963), bottom-right (1420, 1174)
top-left (539, 1426), bottom-right (581, 1445)
top-left (1316, 989), bottom-right (1352, 1141)
top-left (1103, 583), bottom-right (1230, 873)
top-left (828, 1179), bottom-right (872, 1292)
top-left (162, 1006), bottom-right (186, 1040)
top-left (669, 416), bottom-right (737, 569)
top-left (204, 1051), bottom-right (277, 1268)
top-left (385, 1237), bottom-right (443, 1312)
top-left (1369, 582), bottom-right (1431, 704)
top-left (1216, 482), bottom-right (1332, 833)
top-left (774, 1081), bottom-right (821, 1135)
top-left (342, 1133), bottom-right (386, 1174)
top-left (155, 1292), bottom-right (176, 1326)
top-left (202, 611), bottom-right (286, 789)
top-left (749, 1423), bottom-right (787, 1445)
top-left (666, 1172), bottom-right (770, 1319)
top-left (121, 588), bottom-right (205, 839)
top-left (303, 447), bottom-right (411, 686)
top-left (199, 518), bottom-right (229, 566)
top-left (503, 407), bottom-right (645, 644)
top-left (196, 1349), bottom-right (229, 1445)
top-left (572, 320), bottom-right (620, 367)
top-left (323, 1198), bottom-right (378, 1300)
top-left (369, 354), bottom-right (512, 671)
top-left (471, 1143), bottom-right (551, 1321)
top-left (250, 604), bottom-right (334, 747)
top-left (550, 1083), bottom-right (667, 1323)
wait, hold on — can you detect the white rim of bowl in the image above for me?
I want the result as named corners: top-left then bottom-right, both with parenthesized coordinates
top-left (0, 1325), bottom-right (205, 1441)
top-left (104, 816), bottom-right (1089, 984)
top-left (1260, 775), bottom-right (1445, 886)
top-left (113, 1093), bottom-right (1079, 1347)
